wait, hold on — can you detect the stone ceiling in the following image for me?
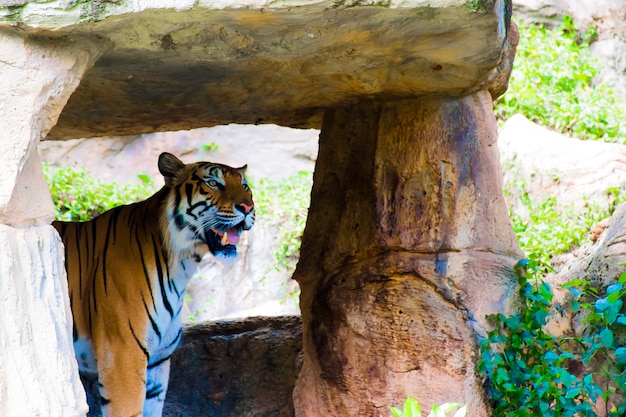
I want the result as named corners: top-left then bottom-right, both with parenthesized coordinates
top-left (0, 0), bottom-right (510, 139)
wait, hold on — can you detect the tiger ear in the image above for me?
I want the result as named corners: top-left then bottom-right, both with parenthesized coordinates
top-left (236, 164), bottom-right (248, 172)
top-left (158, 152), bottom-right (186, 186)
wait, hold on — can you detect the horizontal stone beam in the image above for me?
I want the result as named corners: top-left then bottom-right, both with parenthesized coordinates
top-left (1, 0), bottom-right (511, 139)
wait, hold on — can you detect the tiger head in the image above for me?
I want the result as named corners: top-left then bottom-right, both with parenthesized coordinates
top-left (158, 152), bottom-right (255, 261)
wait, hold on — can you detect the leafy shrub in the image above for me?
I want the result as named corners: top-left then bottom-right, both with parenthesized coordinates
top-left (388, 396), bottom-right (466, 417)
top-left (44, 164), bottom-right (155, 221)
top-left (504, 178), bottom-right (609, 275)
top-left (495, 17), bottom-right (626, 142)
top-left (479, 260), bottom-right (626, 416)
top-left (252, 171), bottom-right (312, 276)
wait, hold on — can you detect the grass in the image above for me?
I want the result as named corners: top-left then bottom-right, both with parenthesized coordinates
top-left (494, 17), bottom-right (626, 143)
top-left (252, 172), bottom-right (312, 276)
top-left (503, 177), bottom-right (615, 275)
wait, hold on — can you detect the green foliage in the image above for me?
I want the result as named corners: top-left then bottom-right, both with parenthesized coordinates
top-left (479, 260), bottom-right (626, 416)
top-left (202, 142), bottom-right (220, 152)
top-left (494, 17), bottom-right (626, 142)
top-left (44, 164), bottom-right (156, 221)
top-left (505, 179), bottom-right (608, 275)
top-left (388, 397), bottom-right (466, 417)
top-left (253, 171), bottom-right (312, 276)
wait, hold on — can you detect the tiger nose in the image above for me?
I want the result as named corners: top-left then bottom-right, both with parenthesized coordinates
top-left (236, 202), bottom-right (254, 214)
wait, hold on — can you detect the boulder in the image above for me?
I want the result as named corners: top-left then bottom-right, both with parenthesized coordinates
top-left (165, 316), bottom-right (302, 417)
top-left (499, 114), bottom-right (626, 215)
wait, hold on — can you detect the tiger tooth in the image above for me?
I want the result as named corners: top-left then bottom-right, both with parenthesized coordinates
top-left (221, 231), bottom-right (229, 246)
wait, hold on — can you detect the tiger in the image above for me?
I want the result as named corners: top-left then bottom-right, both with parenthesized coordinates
top-left (53, 152), bottom-right (255, 417)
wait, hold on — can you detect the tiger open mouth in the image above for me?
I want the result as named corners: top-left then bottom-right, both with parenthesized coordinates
top-left (205, 225), bottom-right (244, 258)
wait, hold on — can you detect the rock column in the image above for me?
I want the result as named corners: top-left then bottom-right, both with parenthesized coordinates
top-left (293, 91), bottom-right (523, 417)
top-left (0, 28), bottom-right (106, 417)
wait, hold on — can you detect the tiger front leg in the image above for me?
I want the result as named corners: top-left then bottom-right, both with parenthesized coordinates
top-left (142, 358), bottom-right (171, 417)
top-left (95, 340), bottom-right (149, 417)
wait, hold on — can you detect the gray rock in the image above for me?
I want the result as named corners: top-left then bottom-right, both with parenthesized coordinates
top-left (499, 114), bottom-right (626, 216)
top-left (164, 316), bottom-right (302, 417)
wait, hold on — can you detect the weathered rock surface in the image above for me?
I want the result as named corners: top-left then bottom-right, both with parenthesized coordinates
top-left (1, 0), bottom-right (511, 139)
top-left (294, 92), bottom-right (522, 417)
top-left (165, 316), bottom-right (302, 417)
top-left (0, 27), bottom-right (98, 417)
top-left (499, 114), bottom-right (626, 215)
top-left (0, 225), bottom-right (87, 417)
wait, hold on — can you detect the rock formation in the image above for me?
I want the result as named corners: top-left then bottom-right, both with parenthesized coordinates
top-left (293, 92), bottom-right (522, 416)
top-left (0, 1), bottom-right (518, 416)
top-left (499, 114), bottom-right (626, 215)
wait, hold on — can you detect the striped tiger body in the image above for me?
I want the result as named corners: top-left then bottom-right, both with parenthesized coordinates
top-left (53, 152), bottom-right (255, 417)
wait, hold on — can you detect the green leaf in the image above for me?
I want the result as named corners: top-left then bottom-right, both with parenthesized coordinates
top-left (616, 347), bottom-right (626, 365)
top-left (605, 304), bottom-right (620, 325)
top-left (389, 406), bottom-right (404, 417)
top-left (406, 396), bottom-right (421, 417)
top-left (540, 282), bottom-right (553, 302)
top-left (532, 309), bottom-right (550, 326)
top-left (504, 315), bottom-right (522, 330)
top-left (543, 351), bottom-right (558, 364)
top-left (428, 403), bottom-right (444, 417)
top-left (606, 282), bottom-right (623, 295)
top-left (595, 298), bottom-right (611, 312)
top-left (565, 387), bottom-right (581, 399)
top-left (452, 406), bottom-right (467, 417)
top-left (599, 327), bottom-right (614, 348)
top-left (431, 403), bottom-right (462, 416)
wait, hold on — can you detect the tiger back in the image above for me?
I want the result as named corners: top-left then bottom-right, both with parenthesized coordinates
top-left (53, 152), bottom-right (255, 417)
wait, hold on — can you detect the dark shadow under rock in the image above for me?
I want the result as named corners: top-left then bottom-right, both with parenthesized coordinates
top-left (164, 315), bottom-right (302, 417)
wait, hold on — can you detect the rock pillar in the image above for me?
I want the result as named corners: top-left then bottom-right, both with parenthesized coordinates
top-left (293, 91), bottom-right (523, 416)
top-left (0, 28), bottom-right (106, 416)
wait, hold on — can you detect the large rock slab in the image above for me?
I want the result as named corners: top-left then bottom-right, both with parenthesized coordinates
top-left (1, 0), bottom-right (512, 139)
